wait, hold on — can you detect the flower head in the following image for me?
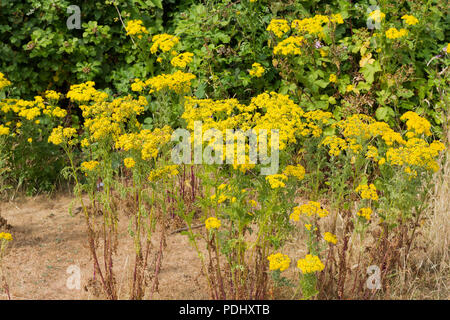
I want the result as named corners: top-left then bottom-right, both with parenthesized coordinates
top-left (205, 217), bottom-right (221, 230)
top-left (267, 253), bottom-right (291, 272)
top-left (323, 232), bottom-right (337, 244)
top-left (249, 63), bottom-right (265, 78)
top-left (124, 157), bottom-right (136, 168)
top-left (297, 254), bottom-right (325, 274)
top-left (0, 232), bottom-right (13, 241)
top-left (401, 15), bottom-right (419, 26)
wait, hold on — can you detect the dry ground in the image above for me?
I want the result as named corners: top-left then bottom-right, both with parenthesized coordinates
top-left (0, 194), bottom-right (209, 300)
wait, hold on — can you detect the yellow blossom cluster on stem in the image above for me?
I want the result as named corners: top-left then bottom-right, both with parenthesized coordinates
top-left (291, 14), bottom-right (343, 38)
top-left (0, 124), bottom-right (9, 136)
top-left (48, 126), bottom-right (77, 146)
top-left (265, 174), bottom-right (288, 189)
top-left (283, 164), bottom-right (306, 180)
top-left (0, 232), bottom-right (13, 241)
top-left (355, 183), bottom-right (378, 201)
top-left (150, 34), bottom-right (180, 54)
top-left (45, 90), bottom-right (61, 101)
top-left (400, 111), bottom-right (432, 137)
top-left (0, 72), bottom-right (11, 90)
top-left (369, 10), bottom-right (385, 23)
top-left (385, 28), bottom-right (408, 39)
top-left (81, 160), bottom-right (100, 172)
top-left (170, 52), bottom-right (194, 68)
top-left (266, 19), bottom-right (290, 38)
top-left (386, 138), bottom-right (445, 172)
top-left (125, 20), bottom-right (148, 39)
top-left (273, 36), bottom-right (305, 55)
top-left (124, 157), bottom-right (136, 168)
top-left (329, 74), bottom-right (337, 83)
top-left (290, 201), bottom-right (329, 221)
top-left (297, 254), bottom-right (325, 274)
top-left (401, 15), bottom-right (419, 26)
top-left (205, 217), bottom-right (221, 230)
top-left (267, 253), bottom-right (291, 272)
top-left (80, 95), bottom-right (147, 142)
top-left (115, 126), bottom-right (172, 160)
top-left (137, 71), bottom-right (196, 94)
top-left (66, 81), bottom-right (108, 103)
top-left (323, 232), bottom-right (337, 244)
top-left (357, 207), bottom-right (372, 220)
top-left (248, 63), bottom-right (264, 77)
top-left (148, 164), bottom-right (179, 182)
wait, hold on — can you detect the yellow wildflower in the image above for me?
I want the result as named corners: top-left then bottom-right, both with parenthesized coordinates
top-left (124, 157), bottom-right (136, 168)
top-left (323, 232), bottom-right (337, 244)
top-left (297, 254), bottom-right (325, 274)
top-left (401, 15), bottom-right (419, 26)
top-left (267, 253), bottom-right (291, 272)
top-left (205, 217), bottom-right (221, 230)
top-left (248, 63), bottom-right (264, 78)
top-left (265, 174), bottom-right (288, 189)
top-left (0, 232), bottom-right (13, 241)
top-left (329, 74), bottom-right (337, 83)
top-left (170, 52), bottom-right (194, 68)
top-left (357, 207), bottom-right (372, 220)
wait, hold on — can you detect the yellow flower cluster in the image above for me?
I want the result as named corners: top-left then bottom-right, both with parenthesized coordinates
top-left (81, 160), bottom-right (99, 172)
top-left (400, 111), bottom-right (432, 137)
top-left (81, 96), bottom-right (147, 142)
top-left (45, 90), bottom-right (61, 101)
top-left (248, 63), bottom-right (264, 77)
top-left (265, 174), bottom-right (288, 189)
top-left (267, 253), bottom-right (291, 272)
top-left (386, 138), bottom-right (445, 172)
top-left (323, 232), bottom-right (337, 244)
top-left (0, 124), bottom-right (10, 136)
top-left (1, 95), bottom-right (67, 125)
top-left (401, 15), bottom-right (419, 26)
top-left (170, 52), bottom-right (194, 68)
top-left (148, 164), bottom-right (179, 182)
top-left (150, 34), bottom-right (180, 54)
top-left (320, 136), bottom-right (347, 156)
top-left (182, 92), bottom-right (305, 152)
top-left (48, 126), bottom-right (77, 145)
top-left (385, 28), bottom-right (408, 39)
top-left (125, 20), bottom-right (148, 38)
top-left (355, 183), bottom-right (378, 201)
top-left (273, 36), bottom-right (305, 55)
top-left (141, 71), bottom-right (196, 94)
top-left (290, 201), bottom-right (329, 221)
top-left (67, 81), bottom-right (108, 103)
top-left (357, 207), bottom-right (372, 220)
top-left (116, 126), bottom-right (172, 160)
top-left (251, 92), bottom-right (306, 150)
top-left (266, 19), bottom-right (290, 38)
top-left (329, 74), bottom-right (337, 83)
top-left (297, 254), bottom-right (325, 274)
top-left (369, 10), bottom-right (385, 23)
top-left (0, 232), bottom-right (13, 241)
top-left (205, 217), bottom-right (221, 230)
top-left (124, 157), bottom-right (135, 168)
top-left (0, 72), bottom-right (11, 90)
top-left (283, 164), bottom-right (305, 180)
top-left (291, 14), bottom-right (343, 37)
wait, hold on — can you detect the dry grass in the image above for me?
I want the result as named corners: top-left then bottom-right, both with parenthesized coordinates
top-left (389, 150), bottom-right (449, 300)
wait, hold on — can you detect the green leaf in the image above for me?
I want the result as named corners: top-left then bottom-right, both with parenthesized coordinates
top-left (375, 106), bottom-right (395, 121)
top-left (360, 60), bottom-right (381, 84)
top-left (150, 0), bottom-right (163, 9)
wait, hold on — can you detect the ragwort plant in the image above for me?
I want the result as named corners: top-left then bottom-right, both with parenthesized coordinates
top-left (48, 81), bottom-right (175, 299)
